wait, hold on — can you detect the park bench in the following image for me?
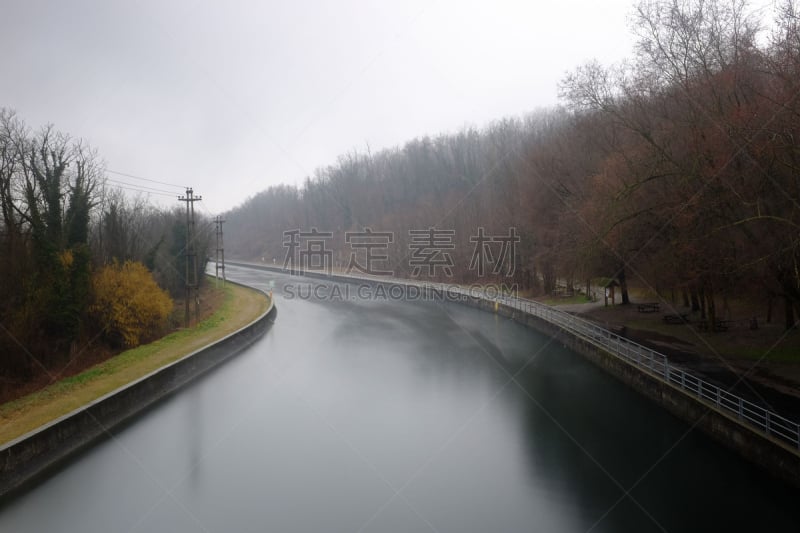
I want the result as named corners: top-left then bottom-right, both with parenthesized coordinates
top-left (697, 319), bottom-right (732, 332)
top-left (663, 313), bottom-right (689, 324)
top-left (637, 302), bottom-right (660, 313)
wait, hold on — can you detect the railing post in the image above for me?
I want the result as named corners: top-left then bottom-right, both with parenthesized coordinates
top-left (716, 387), bottom-right (721, 408)
top-left (766, 411), bottom-right (771, 435)
top-left (738, 397), bottom-right (743, 420)
top-left (698, 380), bottom-right (703, 399)
top-left (663, 355), bottom-right (669, 381)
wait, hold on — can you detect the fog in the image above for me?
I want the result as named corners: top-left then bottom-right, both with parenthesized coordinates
top-left (0, 0), bottom-right (640, 212)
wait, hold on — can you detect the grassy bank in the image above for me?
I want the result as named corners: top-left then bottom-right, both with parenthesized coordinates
top-left (0, 280), bottom-right (269, 445)
top-left (582, 303), bottom-right (800, 364)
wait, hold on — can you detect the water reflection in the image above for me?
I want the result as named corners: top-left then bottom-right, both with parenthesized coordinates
top-left (185, 384), bottom-right (203, 490)
top-left (515, 340), bottom-right (800, 532)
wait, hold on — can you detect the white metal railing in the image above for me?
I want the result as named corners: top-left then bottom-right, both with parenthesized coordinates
top-left (232, 262), bottom-right (800, 451)
top-left (485, 291), bottom-right (800, 451)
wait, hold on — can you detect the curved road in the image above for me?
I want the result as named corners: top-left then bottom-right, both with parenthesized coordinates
top-left (1, 265), bottom-right (798, 532)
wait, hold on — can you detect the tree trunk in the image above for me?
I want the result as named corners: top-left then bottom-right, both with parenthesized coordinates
top-left (690, 287), bottom-right (700, 311)
top-left (707, 287), bottom-right (716, 332)
top-left (542, 264), bottom-right (555, 295)
top-left (766, 294), bottom-right (773, 324)
top-left (786, 295), bottom-right (796, 330)
top-left (699, 286), bottom-right (706, 320)
top-left (682, 288), bottom-right (690, 308)
top-left (618, 264), bottom-right (630, 305)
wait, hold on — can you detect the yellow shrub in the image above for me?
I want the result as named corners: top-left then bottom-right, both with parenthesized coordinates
top-left (91, 261), bottom-right (174, 347)
top-left (59, 249), bottom-right (74, 269)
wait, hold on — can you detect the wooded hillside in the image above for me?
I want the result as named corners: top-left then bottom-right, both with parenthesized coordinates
top-left (225, 0), bottom-right (800, 329)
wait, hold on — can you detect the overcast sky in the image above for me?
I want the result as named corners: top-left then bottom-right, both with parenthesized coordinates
top-left (1, 0), bottom-right (645, 213)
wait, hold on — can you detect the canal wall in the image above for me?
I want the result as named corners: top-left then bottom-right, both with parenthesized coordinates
top-left (229, 261), bottom-right (800, 487)
top-left (0, 281), bottom-right (275, 500)
top-left (465, 296), bottom-right (800, 488)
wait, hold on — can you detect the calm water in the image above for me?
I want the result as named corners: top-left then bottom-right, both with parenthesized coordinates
top-left (1, 265), bottom-right (798, 532)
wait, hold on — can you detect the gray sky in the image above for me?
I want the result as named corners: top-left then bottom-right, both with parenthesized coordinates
top-left (0, 0), bottom-right (642, 213)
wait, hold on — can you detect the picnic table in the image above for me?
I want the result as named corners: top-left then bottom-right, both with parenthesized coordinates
top-left (697, 319), bottom-right (732, 332)
top-left (663, 313), bottom-right (689, 324)
top-left (637, 302), bottom-right (660, 313)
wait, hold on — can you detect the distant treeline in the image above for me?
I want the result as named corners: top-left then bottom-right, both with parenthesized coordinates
top-left (0, 110), bottom-right (210, 387)
top-left (225, 0), bottom-right (800, 329)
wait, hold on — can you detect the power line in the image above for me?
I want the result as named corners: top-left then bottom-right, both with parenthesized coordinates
top-left (105, 178), bottom-right (179, 196)
top-left (106, 169), bottom-right (187, 189)
top-left (110, 184), bottom-right (176, 198)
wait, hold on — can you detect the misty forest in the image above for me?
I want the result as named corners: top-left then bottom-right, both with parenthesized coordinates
top-left (226, 0), bottom-right (800, 330)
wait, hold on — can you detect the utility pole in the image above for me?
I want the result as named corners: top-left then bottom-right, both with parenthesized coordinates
top-left (178, 188), bottom-right (202, 328)
top-left (215, 215), bottom-right (226, 286)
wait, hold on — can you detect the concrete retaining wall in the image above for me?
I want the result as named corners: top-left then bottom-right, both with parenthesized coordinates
top-left (0, 281), bottom-right (274, 499)
top-left (230, 261), bottom-right (800, 486)
top-left (465, 296), bottom-right (800, 487)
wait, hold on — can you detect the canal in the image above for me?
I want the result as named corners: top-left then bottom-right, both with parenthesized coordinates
top-left (1, 264), bottom-right (798, 532)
